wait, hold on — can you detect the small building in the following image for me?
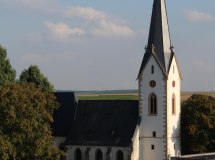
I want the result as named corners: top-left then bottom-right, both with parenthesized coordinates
top-left (171, 153), bottom-right (215, 160)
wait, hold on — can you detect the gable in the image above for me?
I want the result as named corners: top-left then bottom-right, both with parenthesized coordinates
top-left (52, 92), bottom-right (77, 137)
top-left (167, 54), bottom-right (182, 80)
top-left (138, 54), bottom-right (166, 80)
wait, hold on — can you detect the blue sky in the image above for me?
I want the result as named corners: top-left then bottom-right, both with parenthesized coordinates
top-left (0, 0), bottom-right (215, 91)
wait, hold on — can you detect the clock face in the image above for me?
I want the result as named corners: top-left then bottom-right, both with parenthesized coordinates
top-left (149, 80), bottom-right (156, 88)
top-left (172, 81), bottom-right (175, 87)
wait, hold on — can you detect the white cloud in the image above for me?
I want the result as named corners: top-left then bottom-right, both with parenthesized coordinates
top-left (91, 19), bottom-right (135, 38)
top-left (44, 21), bottom-right (85, 40)
top-left (4, 1), bottom-right (136, 39)
top-left (184, 10), bottom-right (215, 22)
top-left (63, 6), bottom-right (106, 20)
top-left (5, 1), bottom-right (136, 39)
top-left (63, 6), bottom-right (135, 38)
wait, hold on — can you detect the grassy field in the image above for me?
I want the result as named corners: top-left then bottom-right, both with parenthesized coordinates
top-left (78, 92), bottom-right (215, 101)
top-left (78, 94), bottom-right (138, 100)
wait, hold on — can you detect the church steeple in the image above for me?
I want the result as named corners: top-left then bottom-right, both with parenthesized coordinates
top-left (138, 1), bottom-right (182, 159)
top-left (138, 0), bottom-right (173, 77)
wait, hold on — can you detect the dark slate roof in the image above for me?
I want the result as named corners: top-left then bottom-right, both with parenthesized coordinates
top-left (138, 0), bottom-right (174, 78)
top-left (52, 92), bottom-right (77, 137)
top-left (65, 100), bottom-right (139, 147)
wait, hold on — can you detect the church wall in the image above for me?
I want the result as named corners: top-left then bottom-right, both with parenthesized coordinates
top-left (131, 126), bottom-right (140, 160)
top-left (166, 57), bottom-right (181, 157)
top-left (53, 137), bottom-right (66, 148)
top-left (139, 56), bottom-right (166, 160)
top-left (66, 145), bottom-right (131, 160)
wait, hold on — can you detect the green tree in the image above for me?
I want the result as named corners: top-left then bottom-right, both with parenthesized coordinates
top-left (0, 83), bottom-right (63, 160)
top-left (0, 45), bottom-right (16, 87)
top-left (181, 94), bottom-right (215, 154)
top-left (0, 135), bottom-right (14, 160)
top-left (19, 65), bottom-right (54, 92)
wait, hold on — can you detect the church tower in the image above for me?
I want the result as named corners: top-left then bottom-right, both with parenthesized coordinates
top-left (137, 0), bottom-right (181, 160)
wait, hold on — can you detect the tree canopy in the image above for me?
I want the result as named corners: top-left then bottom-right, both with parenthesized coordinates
top-left (0, 83), bottom-right (62, 160)
top-left (0, 45), bottom-right (16, 87)
top-left (181, 94), bottom-right (215, 154)
top-left (19, 65), bottom-right (55, 92)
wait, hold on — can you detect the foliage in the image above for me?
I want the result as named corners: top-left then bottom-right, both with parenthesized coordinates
top-left (19, 65), bottom-right (54, 92)
top-left (0, 83), bottom-right (63, 160)
top-left (0, 135), bottom-right (14, 160)
top-left (181, 94), bottom-right (215, 154)
top-left (0, 45), bottom-right (16, 87)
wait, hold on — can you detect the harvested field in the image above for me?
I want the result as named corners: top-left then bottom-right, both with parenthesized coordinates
top-left (78, 92), bottom-right (215, 101)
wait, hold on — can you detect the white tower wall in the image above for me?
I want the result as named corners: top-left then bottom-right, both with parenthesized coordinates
top-left (139, 56), bottom-right (167, 160)
top-left (166, 58), bottom-right (181, 157)
top-left (139, 56), bottom-right (181, 160)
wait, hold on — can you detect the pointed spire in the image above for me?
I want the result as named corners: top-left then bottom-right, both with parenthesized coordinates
top-left (138, 0), bottom-right (173, 77)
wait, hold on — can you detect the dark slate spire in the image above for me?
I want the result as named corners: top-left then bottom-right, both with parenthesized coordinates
top-left (138, 0), bottom-right (173, 78)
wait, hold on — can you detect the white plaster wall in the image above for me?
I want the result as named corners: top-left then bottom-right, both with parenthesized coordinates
top-left (53, 137), bottom-right (66, 147)
top-left (142, 139), bottom-right (165, 160)
top-left (166, 57), bottom-right (181, 157)
top-left (139, 56), bottom-right (166, 160)
top-left (67, 145), bottom-right (130, 160)
top-left (131, 126), bottom-right (139, 160)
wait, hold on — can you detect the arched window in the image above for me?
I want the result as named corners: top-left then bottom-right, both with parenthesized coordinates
top-left (172, 94), bottom-right (176, 115)
top-left (151, 65), bottom-right (154, 74)
top-left (116, 150), bottom-right (124, 160)
top-left (95, 149), bottom-right (103, 160)
top-left (149, 93), bottom-right (157, 115)
top-left (74, 148), bottom-right (82, 160)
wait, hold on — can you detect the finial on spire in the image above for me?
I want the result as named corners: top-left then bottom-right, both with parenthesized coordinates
top-left (170, 45), bottom-right (174, 52)
top-left (152, 44), bottom-right (155, 54)
top-left (144, 45), bottom-right (147, 52)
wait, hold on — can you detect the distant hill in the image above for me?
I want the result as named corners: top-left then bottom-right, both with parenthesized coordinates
top-left (58, 90), bottom-right (215, 101)
top-left (181, 91), bottom-right (215, 101)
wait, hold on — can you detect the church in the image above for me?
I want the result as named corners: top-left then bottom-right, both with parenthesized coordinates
top-left (52, 0), bottom-right (182, 160)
